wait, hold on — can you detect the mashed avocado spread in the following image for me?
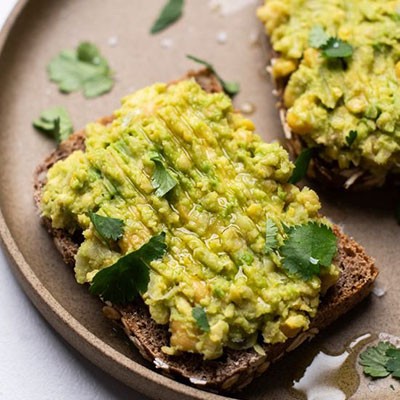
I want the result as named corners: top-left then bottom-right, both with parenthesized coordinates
top-left (41, 80), bottom-right (339, 360)
top-left (258, 0), bottom-right (400, 181)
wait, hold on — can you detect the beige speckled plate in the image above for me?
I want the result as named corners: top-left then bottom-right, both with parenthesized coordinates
top-left (0, 1), bottom-right (399, 399)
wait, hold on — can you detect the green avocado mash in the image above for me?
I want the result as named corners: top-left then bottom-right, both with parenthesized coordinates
top-left (41, 80), bottom-right (339, 360)
top-left (258, 0), bottom-right (400, 182)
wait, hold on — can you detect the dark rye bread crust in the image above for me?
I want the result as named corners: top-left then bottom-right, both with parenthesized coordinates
top-left (33, 69), bottom-right (378, 392)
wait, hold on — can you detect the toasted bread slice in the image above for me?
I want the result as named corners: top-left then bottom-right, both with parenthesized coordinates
top-left (33, 69), bottom-right (378, 392)
top-left (272, 65), bottom-right (388, 192)
top-left (258, 11), bottom-right (399, 191)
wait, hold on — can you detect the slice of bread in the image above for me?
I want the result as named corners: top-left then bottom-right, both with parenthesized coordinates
top-left (271, 66), bottom-right (387, 191)
top-left (258, 24), bottom-right (396, 190)
top-left (33, 69), bottom-right (378, 392)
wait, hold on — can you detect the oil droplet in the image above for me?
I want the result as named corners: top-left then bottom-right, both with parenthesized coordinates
top-left (291, 333), bottom-right (372, 400)
top-left (240, 102), bottom-right (256, 115)
top-left (372, 284), bottom-right (386, 297)
top-left (293, 352), bottom-right (348, 400)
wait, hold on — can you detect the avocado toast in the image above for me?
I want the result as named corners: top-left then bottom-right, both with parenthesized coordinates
top-left (258, 0), bottom-right (400, 190)
top-left (34, 70), bottom-right (378, 392)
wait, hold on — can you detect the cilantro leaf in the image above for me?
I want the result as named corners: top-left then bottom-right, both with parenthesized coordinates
top-left (387, 358), bottom-right (400, 379)
top-left (220, 81), bottom-right (240, 97)
top-left (281, 222), bottom-right (337, 280)
top-left (321, 38), bottom-right (353, 59)
top-left (53, 118), bottom-right (62, 143)
top-left (309, 26), bottom-right (330, 49)
top-left (47, 42), bottom-right (114, 98)
top-left (33, 106), bottom-right (74, 143)
top-left (265, 218), bottom-right (279, 253)
top-left (386, 348), bottom-right (400, 379)
top-left (90, 233), bottom-right (167, 304)
top-left (308, 27), bottom-right (353, 59)
top-left (89, 212), bottom-right (124, 242)
top-left (150, 0), bottom-right (184, 34)
top-left (83, 75), bottom-right (115, 98)
top-left (150, 153), bottom-right (177, 197)
top-left (359, 342), bottom-right (395, 378)
top-left (346, 130), bottom-right (358, 147)
top-left (186, 54), bottom-right (240, 97)
top-left (288, 148), bottom-right (314, 184)
top-left (76, 42), bottom-right (107, 67)
top-left (192, 307), bottom-right (210, 332)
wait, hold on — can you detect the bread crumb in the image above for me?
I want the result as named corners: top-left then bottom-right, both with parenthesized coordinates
top-left (189, 377), bottom-right (208, 385)
top-left (240, 102), bottom-right (256, 115)
top-left (154, 358), bottom-right (170, 370)
top-left (102, 306), bottom-right (121, 320)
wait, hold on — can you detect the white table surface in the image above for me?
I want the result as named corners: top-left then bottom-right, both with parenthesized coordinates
top-left (0, 2), bottom-right (148, 399)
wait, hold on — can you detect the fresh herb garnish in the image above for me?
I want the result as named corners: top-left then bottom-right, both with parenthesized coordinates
top-left (288, 148), bottom-right (314, 184)
top-left (265, 218), bottom-right (279, 253)
top-left (309, 27), bottom-right (353, 59)
top-left (387, 348), bottom-right (400, 378)
top-left (281, 222), bottom-right (337, 280)
top-left (322, 37), bottom-right (353, 59)
top-left (89, 212), bottom-right (124, 242)
top-left (48, 42), bottom-right (114, 98)
top-left (150, 0), bottom-right (184, 34)
top-left (359, 342), bottom-right (400, 379)
top-left (192, 306), bottom-right (210, 332)
top-left (90, 232), bottom-right (167, 304)
top-left (186, 54), bottom-right (240, 96)
top-left (150, 153), bottom-right (177, 197)
top-left (33, 106), bottom-right (73, 143)
top-left (345, 130), bottom-right (358, 147)
top-left (309, 26), bottom-right (330, 49)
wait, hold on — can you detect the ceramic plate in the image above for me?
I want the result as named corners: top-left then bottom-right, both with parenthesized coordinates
top-left (0, 1), bottom-right (399, 399)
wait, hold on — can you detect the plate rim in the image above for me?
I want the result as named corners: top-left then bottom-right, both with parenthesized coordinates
top-left (0, 2), bottom-right (232, 399)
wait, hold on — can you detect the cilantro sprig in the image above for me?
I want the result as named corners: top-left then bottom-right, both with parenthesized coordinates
top-left (90, 232), bottom-right (167, 304)
top-left (265, 218), bottom-right (279, 253)
top-left (281, 222), bottom-right (337, 280)
top-left (33, 106), bottom-right (73, 143)
top-left (309, 26), bottom-right (353, 59)
top-left (150, 0), bottom-right (185, 34)
top-left (264, 219), bottom-right (337, 281)
top-left (89, 212), bottom-right (124, 242)
top-left (359, 342), bottom-right (400, 380)
top-left (288, 148), bottom-right (314, 184)
top-left (192, 307), bottom-right (210, 332)
top-left (48, 42), bottom-right (114, 98)
top-left (186, 54), bottom-right (240, 96)
top-left (345, 130), bottom-right (358, 147)
top-left (150, 153), bottom-right (178, 197)
top-left (309, 26), bottom-right (330, 49)
top-left (322, 38), bottom-right (353, 59)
